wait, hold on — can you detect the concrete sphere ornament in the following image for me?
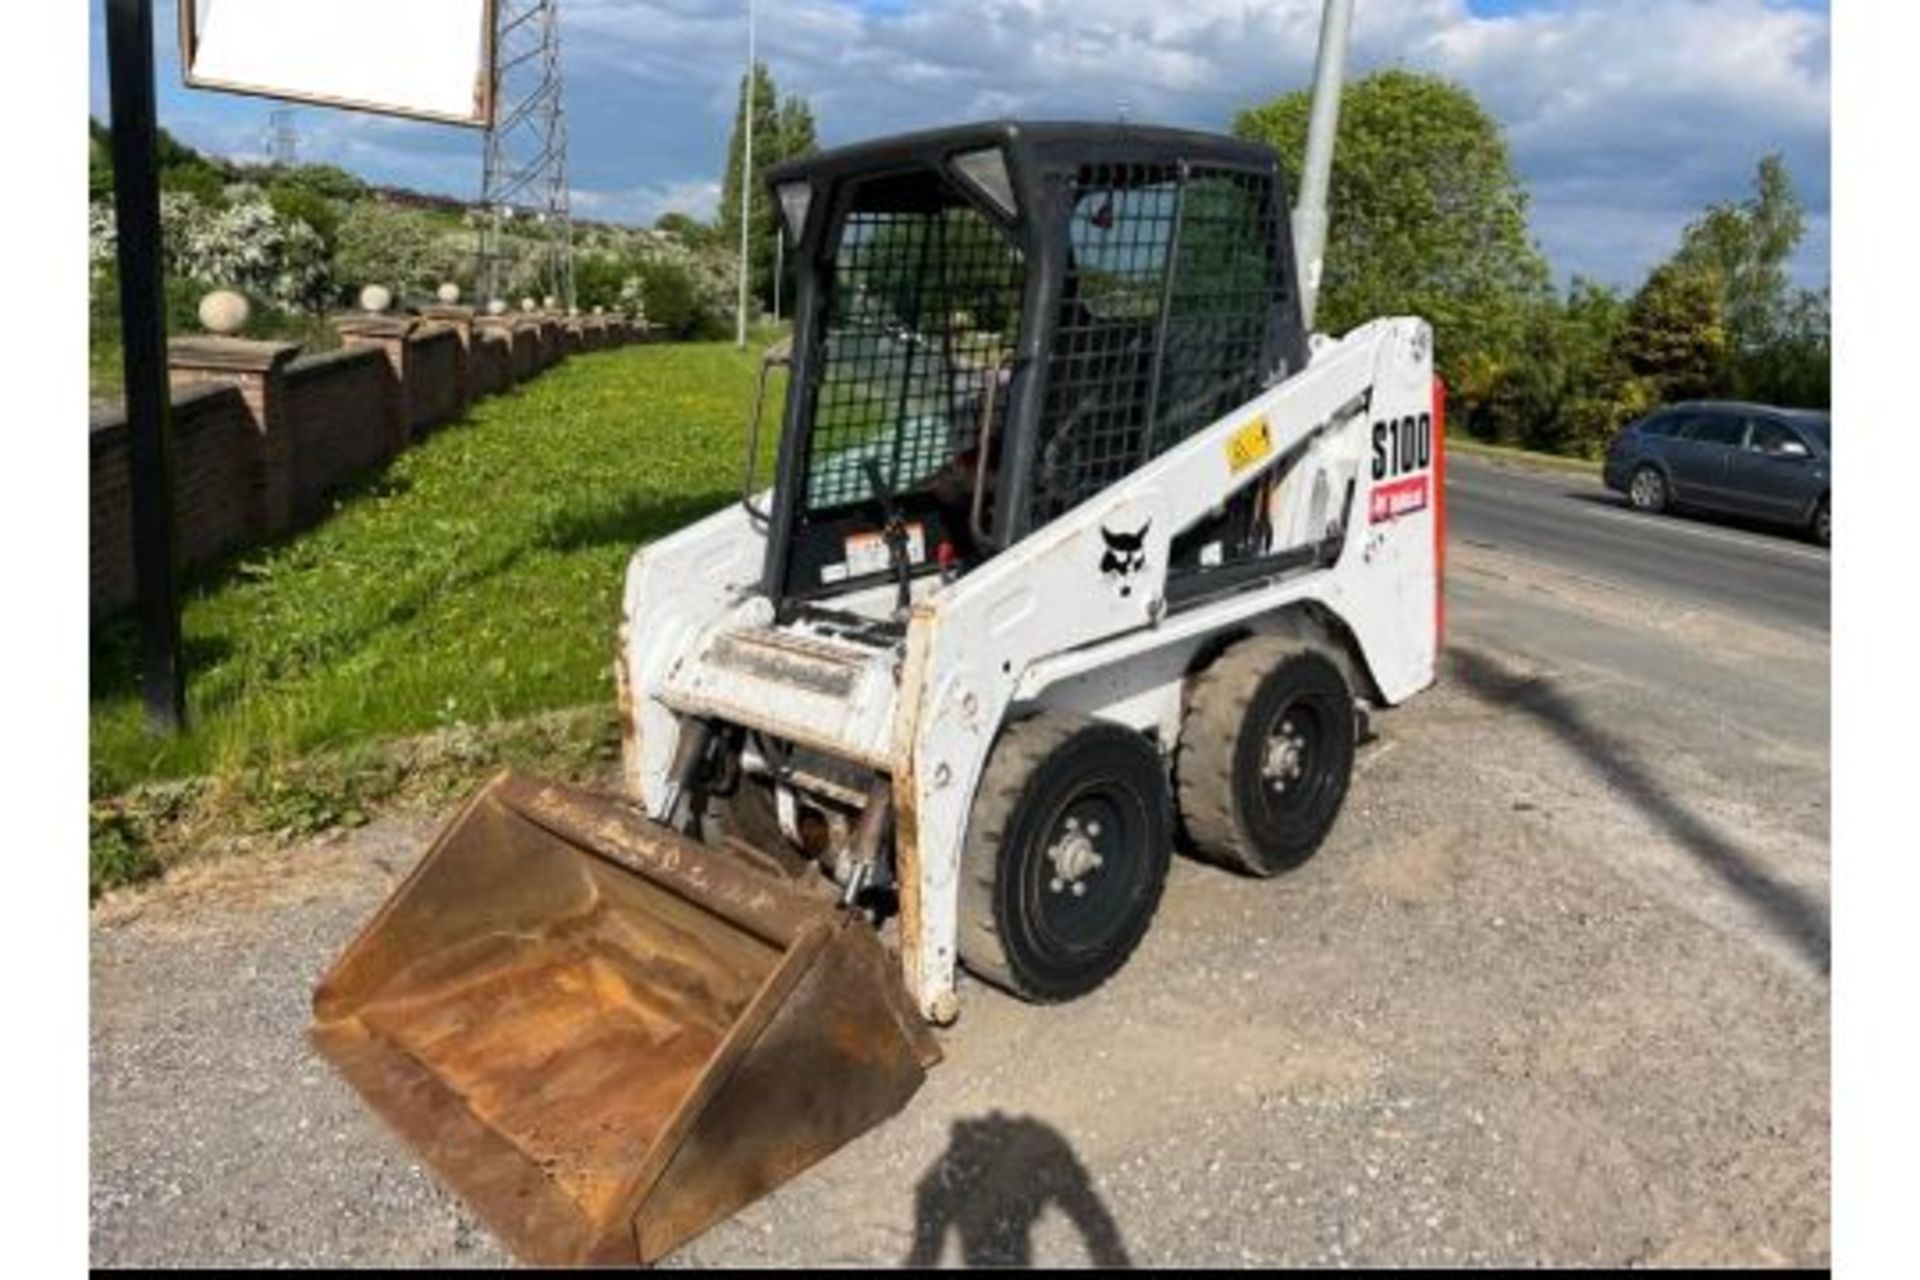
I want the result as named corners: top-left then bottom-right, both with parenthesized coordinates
top-left (197, 289), bottom-right (250, 336)
top-left (359, 284), bottom-right (393, 314)
top-left (487, 298), bottom-right (508, 316)
top-left (437, 282), bottom-right (461, 305)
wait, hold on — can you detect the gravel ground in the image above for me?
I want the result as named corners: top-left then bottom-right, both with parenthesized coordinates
top-left (90, 544), bottom-right (1829, 1268)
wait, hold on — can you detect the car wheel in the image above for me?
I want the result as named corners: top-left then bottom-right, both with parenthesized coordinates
top-left (1812, 496), bottom-right (1830, 547)
top-left (1628, 465), bottom-right (1669, 514)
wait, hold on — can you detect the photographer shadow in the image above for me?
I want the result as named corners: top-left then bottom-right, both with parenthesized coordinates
top-left (904, 1111), bottom-right (1132, 1269)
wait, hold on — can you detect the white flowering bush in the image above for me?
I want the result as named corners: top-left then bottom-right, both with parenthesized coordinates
top-left (88, 201), bottom-right (118, 277)
top-left (335, 200), bottom-right (468, 302)
top-left (90, 192), bottom-right (332, 312)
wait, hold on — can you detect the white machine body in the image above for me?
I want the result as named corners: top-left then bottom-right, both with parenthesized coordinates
top-left (618, 317), bottom-right (1441, 1021)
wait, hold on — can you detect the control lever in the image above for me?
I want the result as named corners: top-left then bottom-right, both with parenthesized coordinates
top-left (861, 458), bottom-right (914, 618)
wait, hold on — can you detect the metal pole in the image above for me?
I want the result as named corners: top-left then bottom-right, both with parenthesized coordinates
top-left (773, 231), bottom-right (783, 323)
top-left (105, 0), bottom-right (185, 733)
top-left (735, 0), bottom-right (756, 348)
top-left (1291, 0), bottom-right (1355, 333)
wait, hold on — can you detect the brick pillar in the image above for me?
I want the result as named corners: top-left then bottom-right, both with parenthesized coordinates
top-left (476, 315), bottom-right (518, 390)
top-left (420, 304), bottom-right (476, 410)
top-left (509, 318), bottom-right (539, 381)
top-left (167, 336), bottom-right (301, 538)
top-left (334, 313), bottom-right (422, 453)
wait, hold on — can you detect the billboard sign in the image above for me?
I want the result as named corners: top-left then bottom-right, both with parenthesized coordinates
top-left (179, 0), bottom-right (495, 128)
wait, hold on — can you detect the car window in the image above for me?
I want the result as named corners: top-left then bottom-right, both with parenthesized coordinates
top-left (1746, 419), bottom-right (1806, 456)
top-left (1638, 413), bottom-right (1683, 438)
top-left (1687, 415), bottom-right (1748, 448)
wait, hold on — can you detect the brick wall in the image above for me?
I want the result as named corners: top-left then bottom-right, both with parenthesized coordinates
top-left (91, 384), bottom-right (254, 618)
top-left (90, 413), bottom-right (136, 617)
top-left (508, 325), bottom-right (538, 382)
top-left (91, 310), bottom-right (645, 617)
top-left (408, 327), bottom-right (464, 432)
top-left (472, 329), bottom-right (513, 397)
top-left (283, 348), bottom-right (393, 520)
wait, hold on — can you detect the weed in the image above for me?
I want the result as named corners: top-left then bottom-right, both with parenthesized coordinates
top-left (90, 807), bottom-right (158, 898)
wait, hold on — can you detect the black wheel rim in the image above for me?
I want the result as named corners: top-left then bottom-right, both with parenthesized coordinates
top-left (1249, 694), bottom-right (1339, 829)
top-left (1024, 779), bottom-right (1149, 960)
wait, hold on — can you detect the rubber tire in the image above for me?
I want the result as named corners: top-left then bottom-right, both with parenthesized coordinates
top-left (1628, 464), bottom-right (1670, 514)
top-left (1176, 633), bottom-right (1356, 877)
top-left (1811, 495), bottom-right (1830, 547)
top-left (957, 712), bottom-right (1173, 1003)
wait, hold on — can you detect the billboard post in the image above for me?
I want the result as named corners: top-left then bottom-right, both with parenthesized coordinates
top-left (106, 0), bottom-right (185, 734)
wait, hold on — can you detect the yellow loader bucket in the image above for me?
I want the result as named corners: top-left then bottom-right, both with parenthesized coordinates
top-left (310, 770), bottom-right (940, 1266)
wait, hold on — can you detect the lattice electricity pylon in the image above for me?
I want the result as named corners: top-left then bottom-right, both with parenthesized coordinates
top-left (476, 0), bottom-right (574, 309)
top-left (267, 109), bottom-right (299, 167)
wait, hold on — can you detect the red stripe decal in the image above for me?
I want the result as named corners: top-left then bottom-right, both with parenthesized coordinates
top-left (1433, 374), bottom-right (1448, 654)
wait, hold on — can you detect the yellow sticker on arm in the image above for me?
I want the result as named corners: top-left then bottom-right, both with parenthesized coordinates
top-left (1226, 416), bottom-right (1273, 473)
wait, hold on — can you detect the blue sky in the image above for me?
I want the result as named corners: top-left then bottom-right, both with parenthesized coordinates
top-left (89, 0), bottom-right (1830, 290)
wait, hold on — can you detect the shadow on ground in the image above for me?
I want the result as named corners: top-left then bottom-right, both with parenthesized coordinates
top-left (1450, 646), bottom-right (1829, 976)
top-left (903, 1111), bottom-right (1131, 1268)
top-left (536, 489), bottom-right (733, 553)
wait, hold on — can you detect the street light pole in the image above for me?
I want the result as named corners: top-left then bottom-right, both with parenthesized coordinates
top-left (735, 0), bottom-right (756, 348)
top-left (1292, 0), bottom-right (1355, 334)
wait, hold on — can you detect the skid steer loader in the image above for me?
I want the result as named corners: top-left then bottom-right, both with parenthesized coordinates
top-left (311, 13), bottom-right (1441, 1267)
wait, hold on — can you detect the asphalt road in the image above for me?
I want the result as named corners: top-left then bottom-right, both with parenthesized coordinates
top-left (90, 456), bottom-right (1831, 1269)
top-left (1445, 452), bottom-right (1830, 635)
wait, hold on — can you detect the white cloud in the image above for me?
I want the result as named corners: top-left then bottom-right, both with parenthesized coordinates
top-left (561, 0), bottom-right (1829, 286)
top-left (107, 0), bottom-right (1829, 288)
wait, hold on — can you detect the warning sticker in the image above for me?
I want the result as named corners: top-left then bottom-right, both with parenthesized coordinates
top-left (1369, 474), bottom-right (1430, 524)
top-left (844, 523), bottom-right (926, 577)
top-left (1226, 416), bottom-right (1273, 474)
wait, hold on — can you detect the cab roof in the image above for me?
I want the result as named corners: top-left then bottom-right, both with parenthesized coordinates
top-left (764, 119), bottom-right (1280, 190)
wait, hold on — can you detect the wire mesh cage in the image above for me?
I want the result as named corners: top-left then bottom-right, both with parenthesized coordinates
top-left (1032, 164), bottom-right (1285, 524)
top-left (803, 176), bottom-right (1024, 517)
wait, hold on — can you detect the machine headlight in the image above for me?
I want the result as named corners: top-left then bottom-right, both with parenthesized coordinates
top-left (777, 181), bottom-right (813, 242)
top-left (951, 147), bottom-right (1017, 221)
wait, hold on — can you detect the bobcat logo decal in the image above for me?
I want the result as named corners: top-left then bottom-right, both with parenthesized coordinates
top-left (1099, 520), bottom-right (1151, 597)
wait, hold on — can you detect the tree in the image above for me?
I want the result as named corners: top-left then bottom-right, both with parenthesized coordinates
top-left (333, 200), bottom-right (461, 303)
top-left (266, 184), bottom-right (341, 257)
top-left (1667, 153), bottom-right (1827, 405)
top-left (655, 210), bottom-right (718, 249)
top-left (1620, 263), bottom-right (1727, 402)
top-left (1478, 277), bottom-right (1631, 455)
top-left (1233, 71), bottom-right (1551, 400)
top-left (89, 119), bottom-right (115, 202)
top-left (717, 63), bottom-right (819, 313)
top-left (1673, 154), bottom-right (1804, 359)
top-left (1755, 285), bottom-right (1830, 408)
top-left (270, 163), bottom-right (369, 204)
